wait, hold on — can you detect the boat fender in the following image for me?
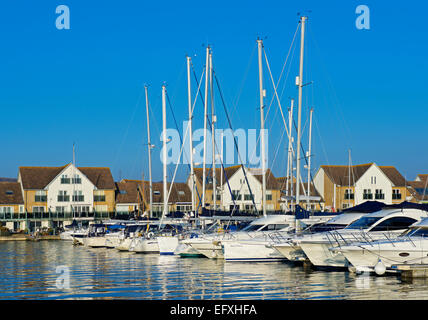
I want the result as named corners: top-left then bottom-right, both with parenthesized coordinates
top-left (147, 232), bottom-right (154, 239)
top-left (374, 259), bottom-right (386, 276)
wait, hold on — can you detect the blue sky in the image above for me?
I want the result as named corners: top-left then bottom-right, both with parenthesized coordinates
top-left (0, 0), bottom-right (427, 183)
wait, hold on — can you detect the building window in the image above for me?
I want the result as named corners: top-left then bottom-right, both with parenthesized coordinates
top-left (266, 194), bottom-right (273, 201)
top-left (216, 194), bottom-right (221, 201)
top-left (56, 206), bottom-right (65, 213)
top-left (72, 174), bottom-right (81, 184)
top-left (0, 207), bottom-right (13, 214)
top-left (33, 206), bottom-right (44, 213)
top-left (244, 194), bottom-right (254, 201)
top-left (375, 189), bottom-right (385, 200)
top-left (344, 189), bottom-right (354, 200)
top-left (392, 189), bottom-right (402, 200)
top-left (72, 190), bottom-right (84, 202)
top-left (35, 190), bottom-right (47, 202)
top-left (363, 189), bottom-right (373, 200)
top-left (61, 175), bottom-right (70, 184)
top-left (94, 190), bottom-right (106, 202)
top-left (232, 190), bottom-right (241, 201)
top-left (58, 191), bottom-right (70, 202)
top-left (94, 205), bottom-right (107, 212)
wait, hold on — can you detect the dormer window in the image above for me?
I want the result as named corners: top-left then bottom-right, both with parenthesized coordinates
top-left (119, 190), bottom-right (127, 195)
top-left (154, 191), bottom-right (161, 195)
top-left (5, 190), bottom-right (13, 195)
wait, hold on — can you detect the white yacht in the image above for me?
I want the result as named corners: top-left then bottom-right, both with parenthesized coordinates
top-left (272, 210), bottom-right (371, 261)
top-left (83, 224), bottom-right (108, 248)
top-left (299, 206), bottom-right (428, 268)
top-left (185, 214), bottom-right (306, 259)
top-left (333, 216), bottom-right (428, 273)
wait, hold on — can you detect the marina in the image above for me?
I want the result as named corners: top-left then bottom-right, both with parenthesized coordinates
top-left (3, 240), bottom-right (428, 300)
top-left (1, 1), bottom-right (427, 304)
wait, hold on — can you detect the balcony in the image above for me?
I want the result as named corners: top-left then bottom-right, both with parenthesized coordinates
top-left (392, 194), bottom-right (402, 200)
top-left (344, 194), bottom-right (354, 200)
top-left (375, 194), bottom-right (385, 200)
top-left (363, 194), bottom-right (373, 200)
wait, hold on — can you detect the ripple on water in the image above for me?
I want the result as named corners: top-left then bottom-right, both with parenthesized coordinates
top-left (1, 241), bottom-right (428, 299)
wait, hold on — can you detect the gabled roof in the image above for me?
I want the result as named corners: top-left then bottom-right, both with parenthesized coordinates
top-left (19, 165), bottom-right (68, 189)
top-left (193, 165), bottom-right (241, 189)
top-left (378, 166), bottom-right (406, 187)
top-left (115, 180), bottom-right (141, 204)
top-left (248, 168), bottom-right (279, 190)
top-left (320, 163), bottom-right (372, 186)
top-left (139, 181), bottom-right (192, 204)
top-left (320, 163), bottom-right (406, 187)
top-left (0, 182), bottom-right (24, 205)
top-left (19, 165), bottom-right (115, 190)
top-left (79, 167), bottom-right (115, 189)
top-left (416, 174), bottom-right (428, 184)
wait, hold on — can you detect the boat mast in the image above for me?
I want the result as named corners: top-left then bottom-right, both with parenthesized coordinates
top-left (285, 99), bottom-right (294, 211)
top-left (162, 85), bottom-right (168, 219)
top-left (186, 56), bottom-right (195, 216)
top-left (295, 16), bottom-right (307, 209)
top-left (144, 85), bottom-right (153, 218)
top-left (306, 108), bottom-right (313, 211)
top-left (210, 50), bottom-right (217, 212)
top-left (257, 39), bottom-right (267, 217)
top-left (202, 46), bottom-right (210, 210)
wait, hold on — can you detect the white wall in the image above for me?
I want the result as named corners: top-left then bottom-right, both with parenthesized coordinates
top-left (313, 168), bottom-right (325, 199)
top-left (46, 164), bottom-right (95, 212)
top-left (221, 167), bottom-right (263, 210)
top-left (355, 164), bottom-right (393, 205)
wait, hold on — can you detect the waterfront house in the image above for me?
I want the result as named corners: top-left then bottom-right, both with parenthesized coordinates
top-left (276, 177), bottom-right (324, 212)
top-left (406, 174), bottom-right (428, 203)
top-left (313, 163), bottom-right (411, 211)
top-left (139, 180), bottom-right (193, 218)
top-left (18, 164), bottom-right (115, 230)
top-left (0, 182), bottom-right (24, 231)
top-left (115, 179), bottom-right (141, 217)
top-left (190, 166), bottom-right (283, 213)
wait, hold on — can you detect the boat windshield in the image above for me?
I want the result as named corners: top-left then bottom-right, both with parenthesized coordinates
top-left (241, 224), bottom-right (264, 232)
top-left (345, 217), bottom-right (383, 230)
top-left (303, 223), bottom-right (345, 233)
top-left (402, 227), bottom-right (428, 238)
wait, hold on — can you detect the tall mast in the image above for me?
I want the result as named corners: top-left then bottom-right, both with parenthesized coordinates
top-left (306, 108), bottom-right (313, 210)
top-left (162, 85), bottom-right (168, 218)
top-left (295, 16), bottom-right (307, 208)
top-left (210, 50), bottom-right (217, 212)
top-left (186, 57), bottom-right (195, 216)
top-left (144, 85), bottom-right (153, 218)
top-left (257, 39), bottom-right (267, 217)
top-left (285, 99), bottom-right (294, 210)
top-left (202, 46), bottom-right (210, 210)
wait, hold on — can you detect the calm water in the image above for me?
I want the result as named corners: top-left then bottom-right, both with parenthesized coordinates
top-left (1, 241), bottom-right (428, 300)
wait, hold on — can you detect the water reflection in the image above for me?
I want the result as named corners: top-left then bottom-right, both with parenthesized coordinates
top-left (0, 241), bottom-right (427, 300)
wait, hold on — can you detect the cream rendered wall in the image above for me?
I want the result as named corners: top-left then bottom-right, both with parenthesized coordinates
top-left (46, 164), bottom-right (95, 212)
top-left (355, 164), bottom-right (393, 205)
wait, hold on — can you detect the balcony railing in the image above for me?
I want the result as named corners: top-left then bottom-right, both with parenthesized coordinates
top-left (363, 194), bottom-right (373, 200)
top-left (375, 194), bottom-right (385, 200)
top-left (392, 194), bottom-right (402, 200)
top-left (344, 194), bottom-right (354, 200)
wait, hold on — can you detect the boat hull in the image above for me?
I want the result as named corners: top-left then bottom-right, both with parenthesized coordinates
top-left (157, 236), bottom-right (179, 255)
top-left (222, 240), bottom-right (286, 262)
